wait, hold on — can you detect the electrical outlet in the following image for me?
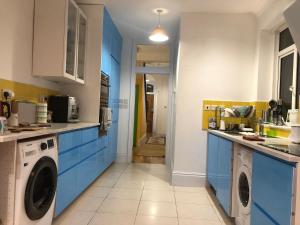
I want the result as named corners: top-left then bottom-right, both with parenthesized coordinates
top-left (1, 89), bottom-right (15, 99)
top-left (204, 104), bottom-right (210, 111)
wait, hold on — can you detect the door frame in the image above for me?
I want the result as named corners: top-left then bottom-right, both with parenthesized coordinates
top-left (127, 41), bottom-right (176, 168)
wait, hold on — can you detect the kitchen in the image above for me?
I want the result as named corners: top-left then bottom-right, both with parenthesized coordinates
top-left (1, 0), bottom-right (300, 225)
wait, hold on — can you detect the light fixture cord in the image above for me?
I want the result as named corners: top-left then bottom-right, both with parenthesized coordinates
top-left (158, 11), bottom-right (161, 27)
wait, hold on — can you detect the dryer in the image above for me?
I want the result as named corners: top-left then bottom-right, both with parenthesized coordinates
top-left (232, 145), bottom-right (253, 225)
top-left (14, 136), bottom-right (58, 225)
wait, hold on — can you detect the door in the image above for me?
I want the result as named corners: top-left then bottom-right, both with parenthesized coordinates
top-left (65, 0), bottom-right (78, 77)
top-left (251, 152), bottom-right (294, 225)
top-left (216, 138), bottom-right (233, 215)
top-left (146, 94), bottom-right (154, 133)
top-left (76, 9), bottom-right (87, 82)
top-left (207, 134), bottom-right (219, 190)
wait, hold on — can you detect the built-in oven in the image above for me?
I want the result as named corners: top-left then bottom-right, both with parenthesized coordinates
top-left (99, 73), bottom-right (111, 135)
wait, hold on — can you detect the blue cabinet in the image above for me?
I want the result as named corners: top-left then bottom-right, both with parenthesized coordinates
top-left (251, 152), bottom-right (295, 225)
top-left (101, 7), bottom-right (123, 75)
top-left (207, 133), bottom-right (233, 215)
top-left (216, 137), bottom-right (232, 214)
top-left (207, 134), bottom-right (219, 190)
top-left (101, 7), bottom-right (122, 169)
top-left (55, 126), bottom-right (109, 217)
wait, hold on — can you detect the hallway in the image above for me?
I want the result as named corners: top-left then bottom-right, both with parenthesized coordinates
top-left (53, 163), bottom-right (229, 225)
top-left (133, 135), bottom-right (166, 164)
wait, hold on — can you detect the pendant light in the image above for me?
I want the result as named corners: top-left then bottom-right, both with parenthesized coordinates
top-left (149, 9), bottom-right (169, 42)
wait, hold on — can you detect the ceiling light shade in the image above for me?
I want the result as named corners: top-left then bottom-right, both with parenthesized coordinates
top-left (149, 9), bottom-right (169, 43)
top-left (149, 26), bottom-right (169, 42)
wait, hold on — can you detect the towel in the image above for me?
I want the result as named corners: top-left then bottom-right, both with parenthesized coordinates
top-left (101, 107), bottom-right (112, 130)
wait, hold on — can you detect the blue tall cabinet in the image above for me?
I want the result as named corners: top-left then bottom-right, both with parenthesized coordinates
top-left (207, 133), bottom-right (233, 215)
top-left (100, 7), bottom-right (123, 166)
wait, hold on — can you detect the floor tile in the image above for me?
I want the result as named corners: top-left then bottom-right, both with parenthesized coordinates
top-left (83, 187), bottom-right (111, 198)
top-left (144, 181), bottom-right (174, 191)
top-left (71, 196), bottom-right (104, 212)
top-left (88, 213), bottom-right (135, 225)
top-left (179, 219), bottom-right (222, 225)
top-left (115, 180), bottom-right (145, 189)
top-left (108, 188), bottom-right (143, 200)
top-left (138, 201), bottom-right (177, 217)
top-left (176, 203), bottom-right (219, 220)
top-left (175, 192), bottom-right (211, 205)
top-left (52, 211), bottom-right (94, 225)
top-left (93, 177), bottom-right (119, 187)
top-left (142, 190), bottom-right (175, 202)
top-left (135, 216), bottom-right (179, 225)
top-left (174, 187), bottom-right (207, 193)
top-left (98, 198), bottom-right (139, 214)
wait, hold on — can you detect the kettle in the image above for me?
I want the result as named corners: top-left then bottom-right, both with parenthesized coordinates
top-left (0, 101), bottom-right (11, 119)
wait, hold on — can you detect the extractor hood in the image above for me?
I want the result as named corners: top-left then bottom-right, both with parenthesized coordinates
top-left (284, 0), bottom-right (300, 53)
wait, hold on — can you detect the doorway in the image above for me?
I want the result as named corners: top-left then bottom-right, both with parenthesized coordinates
top-left (132, 45), bottom-right (170, 164)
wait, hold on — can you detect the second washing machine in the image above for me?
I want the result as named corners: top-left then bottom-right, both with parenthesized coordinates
top-left (232, 144), bottom-right (253, 225)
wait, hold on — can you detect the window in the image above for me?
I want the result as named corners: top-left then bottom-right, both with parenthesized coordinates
top-left (276, 27), bottom-right (299, 117)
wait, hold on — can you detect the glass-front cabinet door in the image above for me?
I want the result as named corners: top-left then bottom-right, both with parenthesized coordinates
top-left (65, 0), bottom-right (78, 78)
top-left (76, 10), bottom-right (87, 83)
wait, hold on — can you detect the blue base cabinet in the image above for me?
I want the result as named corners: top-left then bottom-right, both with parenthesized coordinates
top-left (55, 127), bottom-right (107, 217)
top-left (251, 152), bottom-right (295, 225)
top-left (207, 133), bottom-right (233, 215)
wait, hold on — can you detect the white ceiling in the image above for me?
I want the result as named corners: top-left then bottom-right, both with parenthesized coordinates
top-left (81, 0), bottom-right (274, 43)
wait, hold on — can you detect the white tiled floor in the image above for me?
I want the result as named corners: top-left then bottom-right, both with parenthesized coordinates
top-left (52, 163), bottom-right (229, 225)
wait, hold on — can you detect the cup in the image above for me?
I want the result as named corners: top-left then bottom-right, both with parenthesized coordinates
top-left (0, 117), bottom-right (8, 135)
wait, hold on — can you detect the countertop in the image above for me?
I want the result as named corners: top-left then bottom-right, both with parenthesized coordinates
top-left (208, 129), bottom-right (300, 163)
top-left (0, 122), bottom-right (100, 143)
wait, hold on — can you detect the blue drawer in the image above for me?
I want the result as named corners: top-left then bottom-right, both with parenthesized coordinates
top-left (82, 127), bottom-right (98, 144)
top-left (98, 135), bottom-right (108, 150)
top-left (58, 147), bottom-right (80, 175)
top-left (77, 153), bottom-right (98, 193)
top-left (79, 140), bottom-right (98, 161)
top-left (55, 166), bottom-right (78, 216)
top-left (59, 130), bottom-right (82, 153)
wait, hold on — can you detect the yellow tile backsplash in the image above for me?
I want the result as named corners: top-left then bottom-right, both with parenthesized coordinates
top-left (0, 78), bottom-right (59, 103)
top-left (202, 99), bottom-right (268, 130)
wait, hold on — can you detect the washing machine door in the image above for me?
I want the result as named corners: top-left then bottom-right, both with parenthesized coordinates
top-left (237, 165), bottom-right (251, 215)
top-left (24, 156), bottom-right (57, 220)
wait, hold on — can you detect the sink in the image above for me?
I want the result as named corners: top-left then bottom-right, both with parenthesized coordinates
top-left (223, 131), bottom-right (242, 136)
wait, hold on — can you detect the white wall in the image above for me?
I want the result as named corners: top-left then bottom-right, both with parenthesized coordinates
top-left (172, 13), bottom-right (258, 186)
top-left (148, 74), bottom-right (169, 135)
top-left (0, 0), bottom-right (61, 91)
top-left (117, 36), bottom-right (135, 162)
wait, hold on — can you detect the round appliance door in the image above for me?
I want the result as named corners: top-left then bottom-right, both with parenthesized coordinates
top-left (237, 165), bottom-right (251, 215)
top-left (24, 156), bottom-right (57, 220)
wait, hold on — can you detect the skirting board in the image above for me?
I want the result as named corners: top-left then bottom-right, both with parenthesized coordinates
top-left (116, 153), bottom-right (129, 163)
top-left (172, 171), bottom-right (206, 187)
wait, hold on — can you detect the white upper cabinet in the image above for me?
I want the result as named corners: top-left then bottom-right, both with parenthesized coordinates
top-left (284, 1), bottom-right (300, 54)
top-left (33, 0), bottom-right (87, 84)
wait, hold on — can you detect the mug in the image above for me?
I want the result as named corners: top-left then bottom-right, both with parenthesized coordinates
top-left (0, 117), bottom-right (8, 135)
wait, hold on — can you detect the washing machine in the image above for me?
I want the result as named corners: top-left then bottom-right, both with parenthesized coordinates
top-left (14, 135), bottom-right (58, 225)
top-left (232, 145), bottom-right (253, 225)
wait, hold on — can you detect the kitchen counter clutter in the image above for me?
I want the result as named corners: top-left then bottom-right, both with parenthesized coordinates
top-left (208, 129), bottom-right (300, 162)
top-left (0, 122), bottom-right (100, 143)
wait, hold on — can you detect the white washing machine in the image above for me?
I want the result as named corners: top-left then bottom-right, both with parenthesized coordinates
top-left (14, 135), bottom-right (58, 225)
top-left (232, 145), bottom-right (252, 225)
